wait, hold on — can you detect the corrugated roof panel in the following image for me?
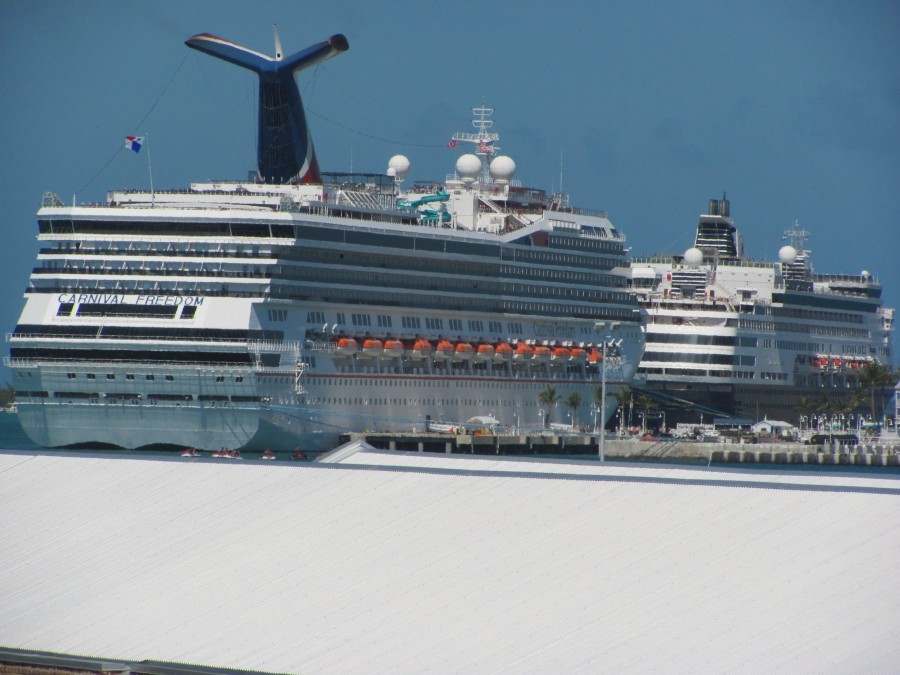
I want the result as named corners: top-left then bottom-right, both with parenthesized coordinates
top-left (1, 451), bottom-right (898, 673)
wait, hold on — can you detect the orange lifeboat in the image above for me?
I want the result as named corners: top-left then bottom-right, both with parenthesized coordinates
top-left (335, 337), bottom-right (358, 356)
top-left (434, 340), bottom-right (455, 360)
top-left (453, 342), bottom-right (475, 361)
top-left (494, 343), bottom-right (513, 362)
top-left (361, 339), bottom-right (383, 357)
top-left (533, 346), bottom-right (552, 363)
top-left (589, 348), bottom-right (604, 364)
top-left (552, 347), bottom-right (571, 363)
top-left (409, 339), bottom-right (433, 359)
top-left (384, 339), bottom-right (404, 358)
top-left (570, 348), bottom-right (588, 364)
top-left (475, 344), bottom-right (495, 362)
top-left (513, 343), bottom-right (533, 361)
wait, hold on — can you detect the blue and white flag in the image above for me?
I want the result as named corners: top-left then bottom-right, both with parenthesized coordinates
top-left (125, 136), bottom-right (144, 153)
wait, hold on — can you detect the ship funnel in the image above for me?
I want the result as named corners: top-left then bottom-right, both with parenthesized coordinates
top-left (186, 31), bottom-right (349, 184)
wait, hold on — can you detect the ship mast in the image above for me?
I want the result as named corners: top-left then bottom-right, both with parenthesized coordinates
top-left (451, 105), bottom-right (500, 183)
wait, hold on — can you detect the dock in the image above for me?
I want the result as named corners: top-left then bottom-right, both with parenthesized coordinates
top-left (340, 432), bottom-right (900, 466)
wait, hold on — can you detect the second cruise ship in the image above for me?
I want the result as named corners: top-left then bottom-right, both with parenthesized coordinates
top-left (630, 196), bottom-right (894, 426)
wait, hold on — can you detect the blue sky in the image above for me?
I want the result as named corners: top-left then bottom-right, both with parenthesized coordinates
top-left (1, 0), bottom-right (898, 383)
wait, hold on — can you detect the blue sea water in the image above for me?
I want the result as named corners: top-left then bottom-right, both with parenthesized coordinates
top-left (0, 412), bottom-right (42, 450)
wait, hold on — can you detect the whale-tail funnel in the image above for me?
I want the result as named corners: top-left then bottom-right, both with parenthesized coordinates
top-left (186, 29), bottom-right (349, 184)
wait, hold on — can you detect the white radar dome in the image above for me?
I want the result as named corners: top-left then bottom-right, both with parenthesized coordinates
top-left (456, 154), bottom-right (482, 182)
top-left (778, 245), bottom-right (798, 263)
top-left (387, 155), bottom-right (410, 180)
top-left (861, 270), bottom-right (870, 278)
top-left (683, 247), bottom-right (703, 267)
top-left (489, 155), bottom-right (516, 182)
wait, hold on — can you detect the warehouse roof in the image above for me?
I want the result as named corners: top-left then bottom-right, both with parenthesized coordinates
top-left (1, 449), bottom-right (898, 673)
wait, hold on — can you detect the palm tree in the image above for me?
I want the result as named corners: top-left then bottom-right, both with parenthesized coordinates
top-left (634, 392), bottom-right (657, 433)
top-left (565, 392), bottom-right (582, 430)
top-left (538, 385), bottom-right (561, 429)
top-left (857, 364), bottom-right (897, 421)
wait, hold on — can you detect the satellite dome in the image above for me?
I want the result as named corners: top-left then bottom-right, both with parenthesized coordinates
top-left (778, 245), bottom-right (798, 263)
top-left (683, 247), bottom-right (703, 267)
top-left (489, 155), bottom-right (516, 182)
top-left (387, 155), bottom-right (410, 180)
top-left (455, 154), bottom-right (482, 182)
top-left (861, 270), bottom-right (870, 278)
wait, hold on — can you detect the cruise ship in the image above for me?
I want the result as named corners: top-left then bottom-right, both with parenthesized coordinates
top-left (629, 196), bottom-right (894, 425)
top-left (6, 30), bottom-right (644, 452)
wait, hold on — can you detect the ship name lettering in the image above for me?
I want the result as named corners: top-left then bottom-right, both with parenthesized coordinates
top-left (135, 295), bottom-right (204, 306)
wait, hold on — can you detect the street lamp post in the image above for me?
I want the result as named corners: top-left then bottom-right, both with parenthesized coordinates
top-left (599, 337), bottom-right (607, 462)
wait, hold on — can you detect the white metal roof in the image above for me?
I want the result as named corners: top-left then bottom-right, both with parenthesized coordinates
top-left (1, 449), bottom-right (899, 674)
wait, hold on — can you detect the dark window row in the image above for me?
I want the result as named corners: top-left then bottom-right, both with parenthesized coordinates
top-left (646, 334), bottom-right (757, 348)
top-left (10, 347), bottom-right (254, 366)
top-left (642, 351), bottom-right (756, 366)
top-left (15, 323), bottom-right (283, 342)
top-left (38, 219), bottom-right (293, 239)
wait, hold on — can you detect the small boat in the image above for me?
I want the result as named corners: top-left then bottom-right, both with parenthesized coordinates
top-left (361, 339), bottom-right (384, 357)
top-left (570, 348), bottom-right (588, 364)
top-left (433, 340), bottom-right (455, 360)
top-left (409, 339), bottom-right (434, 359)
top-left (494, 343), bottom-right (513, 362)
top-left (552, 347), bottom-right (571, 362)
top-left (453, 342), bottom-right (474, 361)
top-left (513, 343), bottom-right (533, 361)
top-left (334, 337), bottom-right (358, 356)
top-left (474, 344), bottom-right (495, 362)
top-left (261, 449), bottom-right (276, 460)
top-left (384, 339), bottom-right (405, 358)
top-left (533, 346), bottom-right (551, 363)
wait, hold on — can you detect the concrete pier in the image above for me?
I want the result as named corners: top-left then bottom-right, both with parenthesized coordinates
top-left (340, 432), bottom-right (900, 465)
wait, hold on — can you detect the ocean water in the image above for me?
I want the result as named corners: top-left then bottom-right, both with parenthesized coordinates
top-left (0, 412), bottom-right (42, 450)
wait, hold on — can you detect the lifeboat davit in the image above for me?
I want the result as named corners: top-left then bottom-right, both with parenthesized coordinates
top-left (494, 343), bottom-right (513, 362)
top-left (533, 346), bottom-right (552, 363)
top-left (570, 348), bottom-right (588, 364)
top-left (453, 342), bottom-right (475, 361)
top-left (434, 340), bottom-right (455, 360)
top-left (335, 337), bottom-right (358, 356)
top-left (409, 339), bottom-right (433, 359)
top-left (475, 344), bottom-right (495, 362)
top-left (513, 343), bottom-right (533, 361)
top-left (361, 339), bottom-right (383, 357)
top-left (552, 347), bottom-right (571, 363)
top-left (384, 339), bottom-right (404, 358)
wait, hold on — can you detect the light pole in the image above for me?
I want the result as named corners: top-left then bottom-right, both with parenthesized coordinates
top-left (594, 320), bottom-right (620, 462)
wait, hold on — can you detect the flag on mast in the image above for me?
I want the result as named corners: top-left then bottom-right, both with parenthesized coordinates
top-left (125, 136), bottom-right (144, 153)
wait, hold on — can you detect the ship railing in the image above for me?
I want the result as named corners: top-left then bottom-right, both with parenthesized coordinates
top-left (566, 206), bottom-right (609, 219)
top-left (813, 273), bottom-right (878, 285)
top-left (3, 356), bottom-right (254, 369)
top-left (305, 340), bottom-right (339, 353)
top-left (248, 339), bottom-right (301, 354)
top-left (5, 331), bottom-right (272, 346)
